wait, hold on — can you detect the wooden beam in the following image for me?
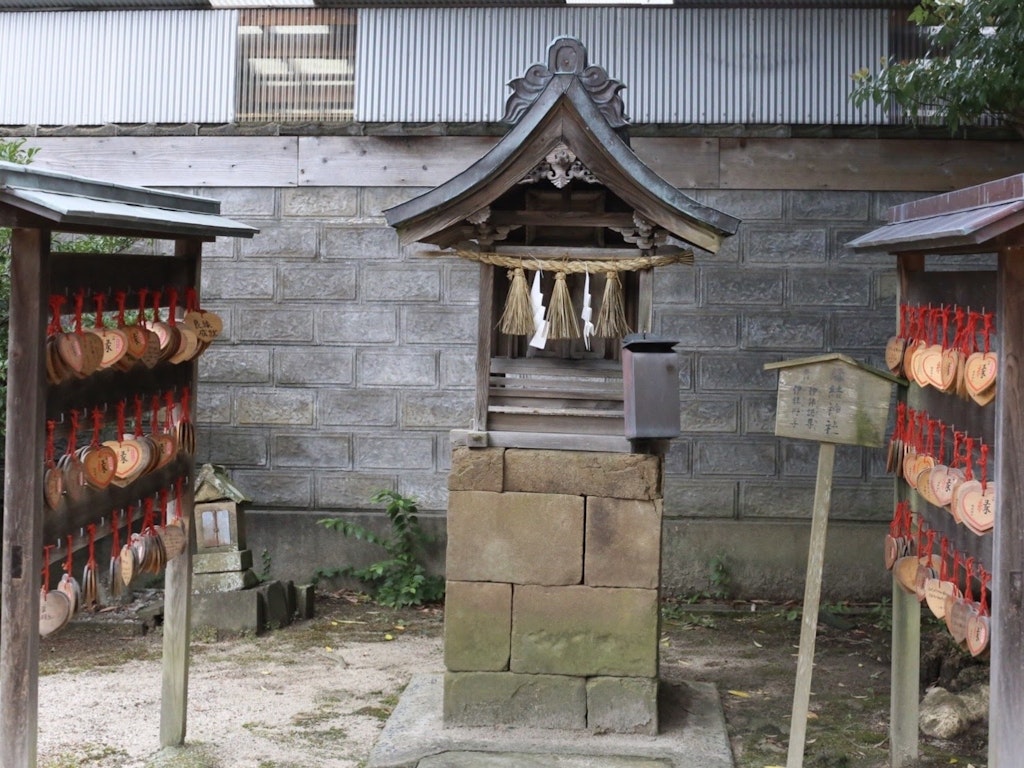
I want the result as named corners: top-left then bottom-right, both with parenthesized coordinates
top-left (720, 138), bottom-right (1024, 192)
top-left (889, 577), bottom-right (921, 768)
top-left (0, 228), bottom-right (50, 768)
top-left (160, 238), bottom-right (201, 747)
top-left (473, 263), bottom-right (494, 434)
top-left (991, 246), bottom-right (1024, 767)
top-left (28, 137), bottom-right (300, 188)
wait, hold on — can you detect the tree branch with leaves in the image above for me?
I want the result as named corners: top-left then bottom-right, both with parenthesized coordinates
top-left (851, 0), bottom-right (1024, 137)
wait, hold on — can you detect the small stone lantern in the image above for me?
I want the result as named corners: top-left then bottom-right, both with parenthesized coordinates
top-left (192, 464), bottom-right (258, 592)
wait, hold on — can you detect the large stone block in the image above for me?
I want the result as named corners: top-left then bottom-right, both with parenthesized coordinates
top-left (446, 490), bottom-right (583, 585)
top-left (401, 392), bottom-right (474, 430)
top-left (503, 451), bottom-right (661, 501)
top-left (194, 549), bottom-right (254, 574)
top-left (443, 672), bottom-right (586, 730)
top-left (202, 265), bottom-right (275, 300)
top-left (448, 447), bottom-right (503, 492)
top-left (317, 308), bottom-right (397, 344)
top-left (240, 222), bottom-right (318, 260)
top-left (198, 349), bottom-right (272, 384)
top-left (587, 677), bottom-right (659, 735)
top-left (235, 390), bottom-right (314, 426)
top-left (789, 268), bottom-right (871, 307)
top-left (742, 226), bottom-right (828, 264)
top-left (696, 439), bottom-right (777, 477)
top-left (362, 265), bottom-right (441, 302)
top-left (274, 434), bottom-right (352, 469)
top-left (742, 313), bottom-right (826, 350)
top-left (355, 435), bottom-right (434, 470)
top-left (358, 351), bottom-right (437, 387)
top-left (444, 580), bottom-right (512, 672)
top-left (658, 312), bottom-right (738, 349)
top-left (236, 308), bottom-right (314, 343)
top-left (282, 186), bottom-right (358, 217)
top-left (280, 265), bottom-right (357, 301)
top-left (511, 585), bottom-right (658, 677)
top-left (702, 267), bottom-right (784, 306)
top-left (275, 347), bottom-right (354, 386)
top-left (401, 307), bottom-right (477, 345)
top-left (192, 589), bottom-right (264, 634)
top-left (322, 226), bottom-right (398, 260)
top-left (585, 497), bottom-right (662, 589)
top-left (319, 389), bottom-right (397, 427)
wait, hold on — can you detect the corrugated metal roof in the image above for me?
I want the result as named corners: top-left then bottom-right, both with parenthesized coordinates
top-left (0, 10), bottom-right (237, 124)
top-left (356, 6), bottom-right (892, 124)
top-left (0, 160), bottom-right (258, 238)
top-left (848, 202), bottom-right (1024, 253)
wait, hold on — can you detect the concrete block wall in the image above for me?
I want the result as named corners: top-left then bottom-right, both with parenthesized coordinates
top-left (196, 181), bottom-right (908, 595)
top-left (15, 130), bottom-right (994, 597)
top-left (443, 447), bottom-right (662, 734)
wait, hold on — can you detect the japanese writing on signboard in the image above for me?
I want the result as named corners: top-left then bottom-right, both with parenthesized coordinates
top-left (773, 360), bottom-right (892, 448)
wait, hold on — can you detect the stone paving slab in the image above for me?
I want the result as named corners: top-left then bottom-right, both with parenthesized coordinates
top-left (366, 674), bottom-right (734, 768)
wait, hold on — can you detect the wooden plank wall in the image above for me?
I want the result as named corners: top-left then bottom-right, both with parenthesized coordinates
top-left (19, 136), bottom-right (1024, 192)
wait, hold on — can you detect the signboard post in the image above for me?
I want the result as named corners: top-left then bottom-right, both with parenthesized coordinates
top-left (764, 354), bottom-right (902, 768)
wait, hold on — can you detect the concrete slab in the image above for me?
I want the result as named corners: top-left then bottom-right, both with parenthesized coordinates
top-left (366, 674), bottom-right (734, 768)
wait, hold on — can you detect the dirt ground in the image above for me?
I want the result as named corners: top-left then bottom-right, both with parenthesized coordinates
top-left (33, 591), bottom-right (988, 768)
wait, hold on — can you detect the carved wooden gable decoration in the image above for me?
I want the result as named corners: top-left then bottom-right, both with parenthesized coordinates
top-left (385, 36), bottom-right (739, 257)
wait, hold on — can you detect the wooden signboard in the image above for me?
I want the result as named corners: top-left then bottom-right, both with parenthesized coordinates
top-left (767, 353), bottom-right (901, 448)
top-left (765, 353), bottom-right (901, 768)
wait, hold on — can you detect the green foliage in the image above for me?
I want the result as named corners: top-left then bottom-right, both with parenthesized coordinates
top-left (315, 490), bottom-right (444, 609)
top-left (850, 0), bottom-right (1024, 135)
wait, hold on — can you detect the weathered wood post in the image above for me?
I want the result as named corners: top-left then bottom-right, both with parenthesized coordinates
top-left (765, 354), bottom-right (901, 768)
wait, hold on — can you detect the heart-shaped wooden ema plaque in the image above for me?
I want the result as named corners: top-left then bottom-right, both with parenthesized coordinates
top-left (169, 326), bottom-right (200, 364)
top-left (959, 484), bottom-right (995, 535)
top-left (929, 465), bottom-right (964, 509)
top-left (919, 344), bottom-right (946, 389)
top-left (910, 344), bottom-right (931, 388)
top-left (138, 330), bottom-right (163, 369)
top-left (885, 336), bottom-right (906, 375)
top-left (966, 613), bottom-right (990, 657)
top-left (964, 351), bottom-right (997, 394)
top-left (951, 477), bottom-right (983, 525)
top-left (902, 448), bottom-right (920, 488)
top-left (916, 466), bottom-right (940, 507)
top-left (119, 543), bottom-right (137, 587)
top-left (89, 327), bottom-right (128, 369)
top-left (945, 598), bottom-right (973, 646)
top-left (903, 340), bottom-right (924, 386)
top-left (39, 588), bottom-right (72, 637)
top-left (924, 577), bottom-right (960, 619)
top-left (78, 331), bottom-right (105, 376)
top-left (57, 573), bottom-right (81, 616)
top-left (894, 554), bottom-right (931, 596)
top-left (160, 520), bottom-right (187, 561)
top-left (184, 310), bottom-right (223, 344)
top-left (103, 438), bottom-right (147, 486)
top-left (43, 465), bottom-right (65, 513)
top-left (970, 384), bottom-right (996, 407)
top-left (56, 333), bottom-right (86, 376)
top-left (82, 445), bottom-right (118, 490)
top-left (939, 348), bottom-right (960, 392)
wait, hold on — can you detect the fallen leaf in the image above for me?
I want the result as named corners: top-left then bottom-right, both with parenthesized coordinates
top-left (384, 633), bottom-right (394, 641)
top-left (325, 646), bottom-right (333, 652)
top-left (728, 690), bottom-right (751, 698)
top-left (807, 712), bottom-right (818, 720)
top-left (753, 640), bottom-right (763, 648)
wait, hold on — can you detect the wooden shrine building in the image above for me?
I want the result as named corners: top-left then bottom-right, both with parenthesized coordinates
top-left (386, 37), bottom-right (739, 740)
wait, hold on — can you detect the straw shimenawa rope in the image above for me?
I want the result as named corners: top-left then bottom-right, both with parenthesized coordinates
top-left (451, 249), bottom-right (693, 273)
top-left (498, 267), bottom-right (534, 336)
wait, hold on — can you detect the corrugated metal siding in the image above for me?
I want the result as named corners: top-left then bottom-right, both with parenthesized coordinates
top-left (236, 8), bottom-right (357, 121)
top-left (0, 10), bottom-right (236, 124)
top-left (356, 6), bottom-right (891, 124)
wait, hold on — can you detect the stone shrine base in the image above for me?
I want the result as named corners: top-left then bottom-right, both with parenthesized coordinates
top-left (366, 674), bottom-right (734, 768)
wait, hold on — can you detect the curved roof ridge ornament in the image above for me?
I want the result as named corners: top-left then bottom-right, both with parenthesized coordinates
top-left (502, 37), bottom-right (628, 129)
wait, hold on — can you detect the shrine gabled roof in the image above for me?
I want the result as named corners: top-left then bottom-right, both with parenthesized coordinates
top-left (849, 174), bottom-right (1024, 255)
top-left (0, 160), bottom-right (258, 240)
top-left (385, 37), bottom-right (740, 255)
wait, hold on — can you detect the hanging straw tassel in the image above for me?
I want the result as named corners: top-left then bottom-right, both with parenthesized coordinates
top-left (546, 272), bottom-right (580, 340)
top-left (498, 267), bottom-right (535, 336)
top-left (595, 271), bottom-right (631, 338)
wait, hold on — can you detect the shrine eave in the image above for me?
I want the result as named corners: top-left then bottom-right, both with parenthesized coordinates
top-left (384, 73), bottom-right (740, 255)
